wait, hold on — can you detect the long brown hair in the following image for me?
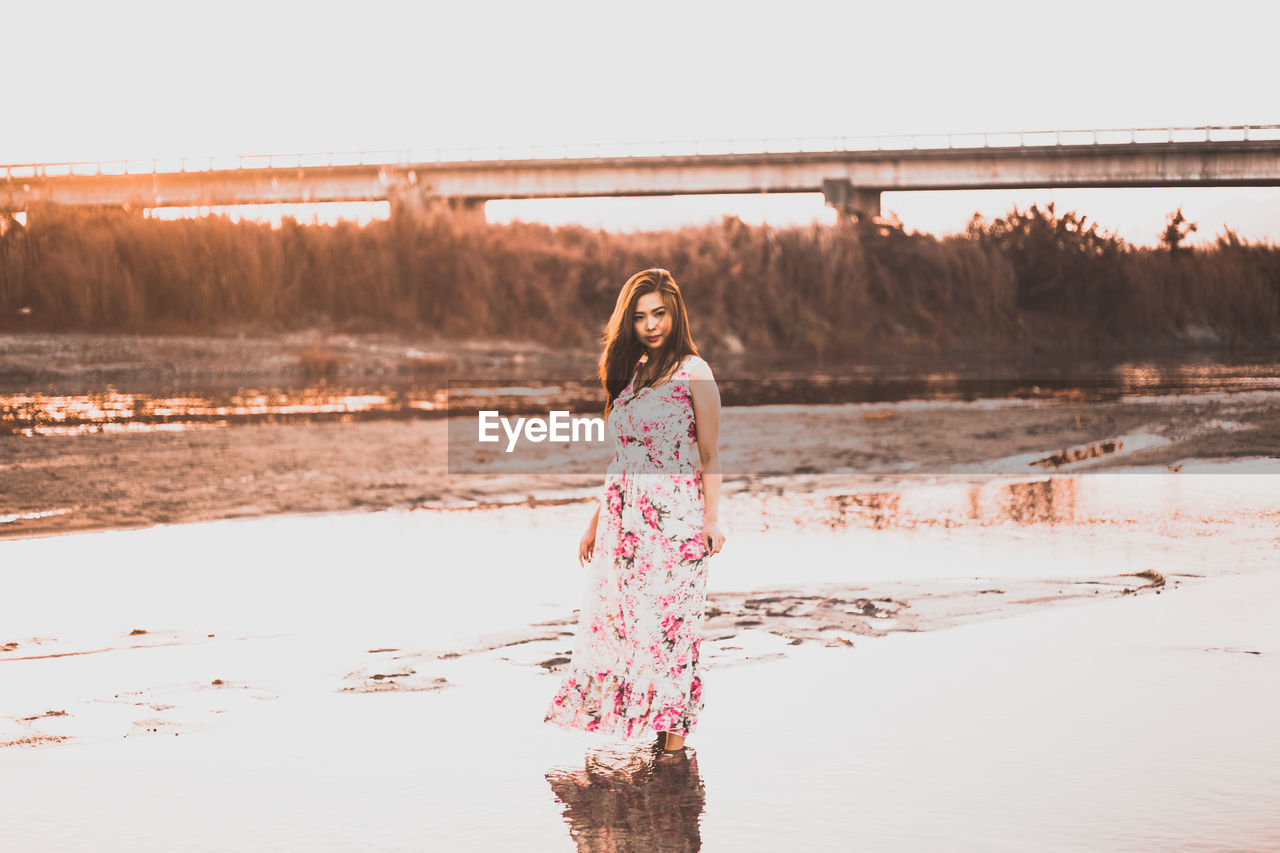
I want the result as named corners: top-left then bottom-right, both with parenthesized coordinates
top-left (599, 268), bottom-right (700, 414)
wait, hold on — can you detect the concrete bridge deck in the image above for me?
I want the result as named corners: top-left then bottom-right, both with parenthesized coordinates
top-left (4, 124), bottom-right (1279, 221)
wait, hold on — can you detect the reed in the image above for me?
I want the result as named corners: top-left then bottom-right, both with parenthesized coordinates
top-left (1, 201), bottom-right (1276, 354)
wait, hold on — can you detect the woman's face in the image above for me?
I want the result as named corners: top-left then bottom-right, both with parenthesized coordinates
top-left (633, 292), bottom-right (672, 352)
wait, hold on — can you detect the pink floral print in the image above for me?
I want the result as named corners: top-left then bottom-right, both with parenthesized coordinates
top-left (545, 355), bottom-right (710, 739)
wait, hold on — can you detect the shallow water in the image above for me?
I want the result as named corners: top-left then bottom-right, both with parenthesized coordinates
top-left (1, 461), bottom-right (1277, 850)
top-left (4, 354), bottom-right (1279, 435)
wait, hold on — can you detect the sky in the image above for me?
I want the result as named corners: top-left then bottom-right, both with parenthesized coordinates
top-left (5, 0), bottom-right (1278, 243)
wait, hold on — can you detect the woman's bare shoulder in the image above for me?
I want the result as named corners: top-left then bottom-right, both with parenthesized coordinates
top-left (684, 355), bottom-right (715, 381)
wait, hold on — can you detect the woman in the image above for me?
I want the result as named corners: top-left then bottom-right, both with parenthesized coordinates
top-left (544, 268), bottom-right (725, 757)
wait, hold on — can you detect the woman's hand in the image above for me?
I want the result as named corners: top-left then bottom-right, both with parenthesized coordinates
top-left (578, 523), bottom-right (598, 566)
top-left (702, 519), bottom-right (725, 557)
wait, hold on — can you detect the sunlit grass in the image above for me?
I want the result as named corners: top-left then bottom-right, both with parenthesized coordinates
top-left (1, 201), bottom-right (1276, 354)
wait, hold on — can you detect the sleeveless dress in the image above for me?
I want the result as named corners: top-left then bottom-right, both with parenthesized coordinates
top-left (544, 354), bottom-right (710, 739)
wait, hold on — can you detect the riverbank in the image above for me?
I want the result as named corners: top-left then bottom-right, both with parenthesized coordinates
top-left (4, 375), bottom-right (1278, 540)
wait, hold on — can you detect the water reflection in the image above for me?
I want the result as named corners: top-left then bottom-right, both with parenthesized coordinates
top-left (991, 478), bottom-right (1077, 524)
top-left (546, 743), bottom-right (706, 852)
top-left (0, 387), bottom-right (449, 435)
top-left (825, 491), bottom-right (900, 529)
top-left (808, 477), bottom-right (1080, 532)
top-left (3, 355), bottom-right (1278, 435)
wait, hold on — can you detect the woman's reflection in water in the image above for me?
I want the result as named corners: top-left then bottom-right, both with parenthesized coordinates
top-left (546, 742), bottom-right (706, 852)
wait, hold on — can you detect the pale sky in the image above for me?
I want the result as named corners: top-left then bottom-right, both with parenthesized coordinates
top-left (6, 0), bottom-right (1278, 243)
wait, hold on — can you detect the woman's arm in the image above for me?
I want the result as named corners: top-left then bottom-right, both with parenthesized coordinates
top-left (689, 359), bottom-right (725, 556)
top-left (579, 501), bottom-right (601, 566)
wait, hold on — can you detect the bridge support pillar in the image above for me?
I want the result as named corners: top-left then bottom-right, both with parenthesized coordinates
top-left (444, 197), bottom-right (487, 224)
top-left (389, 184), bottom-right (487, 226)
top-left (822, 178), bottom-right (880, 224)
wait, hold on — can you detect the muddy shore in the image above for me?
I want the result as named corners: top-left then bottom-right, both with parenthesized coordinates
top-left (2, 331), bottom-right (1278, 540)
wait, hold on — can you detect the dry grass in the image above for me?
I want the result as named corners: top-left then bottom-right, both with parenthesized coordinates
top-left (1, 200), bottom-right (1277, 355)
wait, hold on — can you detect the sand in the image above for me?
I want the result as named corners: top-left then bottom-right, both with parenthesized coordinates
top-left (4, 382), bottom-right (1280, 540)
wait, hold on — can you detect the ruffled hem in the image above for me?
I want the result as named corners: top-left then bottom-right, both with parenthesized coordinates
top-left (544, 668), bottom-right (702, 739)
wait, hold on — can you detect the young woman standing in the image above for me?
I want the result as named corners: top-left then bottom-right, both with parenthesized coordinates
top-left (544, 268), bottom-right (725, 756)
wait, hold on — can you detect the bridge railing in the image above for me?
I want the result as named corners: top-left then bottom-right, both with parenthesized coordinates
top-left (5, 123), bottom-right (1280, 181)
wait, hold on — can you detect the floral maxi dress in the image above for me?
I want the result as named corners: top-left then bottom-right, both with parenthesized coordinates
top-left (544, 355), bottom-right (710, 739)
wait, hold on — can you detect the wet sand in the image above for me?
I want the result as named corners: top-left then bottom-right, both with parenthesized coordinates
top-left (1, 467), bottom-right (1278, 850)
top-left (4, 385), bottom-right (1279, 540)
top-left (4, 330), bottom-right (1279, 539)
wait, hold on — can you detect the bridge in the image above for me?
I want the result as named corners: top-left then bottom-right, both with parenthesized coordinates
top-left (3, 124), bottom-right (1279, 223)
